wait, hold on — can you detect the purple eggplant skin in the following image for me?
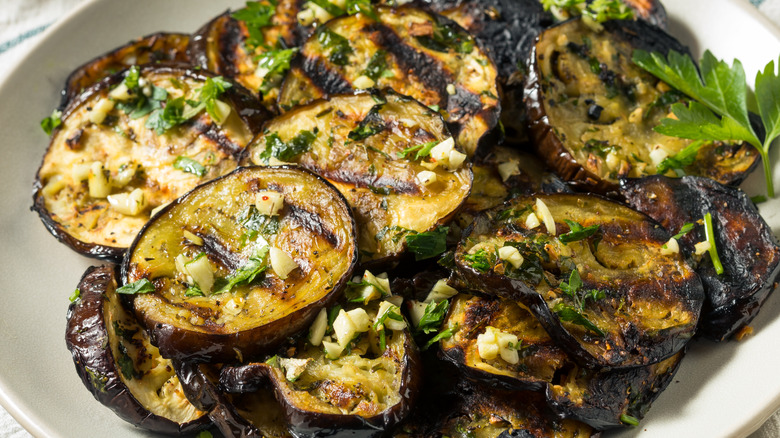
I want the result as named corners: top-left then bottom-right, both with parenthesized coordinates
top-left (32, 64), bottom-right (270, 263)
top-left (60, 32), bottom-right (191, 109)
top-left (65, 266), bottom-right (210, 435)
top-left (621, 175), bottom-right (780, 341)
top-left (454, 194), bottom-right (704, 369)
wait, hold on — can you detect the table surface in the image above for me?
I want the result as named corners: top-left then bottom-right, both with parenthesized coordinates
top-left (2, 0), bottom-right (780, 437)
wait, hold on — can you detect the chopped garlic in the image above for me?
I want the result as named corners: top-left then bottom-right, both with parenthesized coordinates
top-left (408, 300), bottom-right (429, 328)
top-left (661, 238), bottom-right (679, 255)
top-left (346, 308), bottom-right (371, 332)
top-left (88, 162), bottom-right (111, 198)
top-left (377, 301), bottom-right (406, 331)
top-left (477, 326), bottom-right (519, 364)
top-left (447, 150), bottom-right (467, 170)
top-left (695, 240), bottom-right (711, 255)
top-left (417, 170), bottom-right (437, 186)
top-left (223, 297), bottom-right (244, 316)
top-left (184, 254), bottom-right (214, 293)
top-left (525, 212), bottom-right (541, 229)
top-left (278, 357), bottom-right (312, 381)
top-left (497, 161), bottom-right (520, 182)
top-left (108, 83), bottom-right (132, 101)
top-left (89, 98), bottom-right (115, 125)
top-left (424, 279), bottom-right (458, 303)
top-left (333, 309), bottom-right (358, 347)
top-left (270, 247), bottom-right (298, 280)
top-left (476, 328), bottom-right (499, 360)
top-left (256, 190), bottom-right (284, 216)
top-left (322, 339), bottom-right (345, 359)
top-left (107, 188), bottom-right (146, 216)
top-left (150, 202), bottom-right (170, 218)
top-left (211, 99), bottom-right (232, 125)
top-left (309, 308), bottom-right (328, 346)
top-left (498, 246), bottom-right (524, 269)
top-left (183, 230), bottom-right (203, 246)
top-left (353, 75), bottom-right (376, 89)
top-left (112, 164), bottom-right (136, 188)
top-left (428, 137), bottom-right (464, 170)
top-left (42, 175), bottom-right (66, 197)
top-left (535, 198), bottom-right (556, 235)
top-left (446, 84), bottom-right (456, 95)
top-left (605, 152), bottom-right (620, 171)
top-left (72, 163), bottom-right (92, 182)
top-left (649, 146), bottom-right (669, 167)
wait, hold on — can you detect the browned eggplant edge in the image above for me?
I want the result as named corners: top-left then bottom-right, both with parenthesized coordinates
top-left (523, 18), bottom-right (692, 195)
top-left (119, 165), bottom-right (359, 363)
top-left (453, 194), bottom-right (703, 369)
top-left (65, 265), bottom-right (210, 435)
top-left (217, 332), bottom-right (422, 437)
top-left (32, 63), bottom-right (270, 263)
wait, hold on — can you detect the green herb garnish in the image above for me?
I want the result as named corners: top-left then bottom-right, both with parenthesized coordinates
top-left (396, 140), bottom-right (438, 160)
top-left (558, 220), bottom-right (600, 244)
top-left (255, 48), bottom-right (297, 94)
top-left (703, 212), bottom-right (724, 275)
top-left (422, 323), bottom-right (458, 351)
top-left (541, 0), bottom-right (634, 23)
top-left (416, 22), bottom-right (474, 54)
top-left (232, 1), bottom-right (278, 50)
top-left (173, 156), bottom-right (207, 177)
top-left (672, 223), bottom-right (695, 240)
top-left (259, 129), bottom-right (318, 162)
top-left (620, 414), bottom-right (640, 427)
top-left (362, 50), bottom-right (391, 82)
top-left (462, 248), bottom-right (495, 273)
top-left (317, 27), bottom-right (353, 66)
top-left (40, 109), bottom-right (62, 135)
top-left (116, 278), bottom-right (155, 295)
top-left (655, 140), bottom-right (706, 175)
top-left (553, 302), bottom-right (605, 337)
top-left (69, 288), bottom-right (81, 302)
top-left (348, 105), bottom-right (386, 141)
top-left (345, 0), bottom-right (377, 20)
top-left (405, 226), bottom-right (449, 261)
top-left (416, 300), bottom-right (449, 334)
top-left (214, 240), bottom-right (269, 294)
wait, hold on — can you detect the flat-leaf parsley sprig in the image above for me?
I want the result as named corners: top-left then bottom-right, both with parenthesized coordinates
top-left (633, 50), bottom-right (780, 197)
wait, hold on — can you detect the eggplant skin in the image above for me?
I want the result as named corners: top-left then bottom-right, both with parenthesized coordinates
top-left (455, 194), bottom-right (703, 369)
top-left (65, 266), bottom-right (209, 435)
top-left (524, 18), bottom-right (759, 194)
top-left (124, 166), bottom-right (358, 363)
top-left (621, 175), bottom-right (780, 341)
top-left (33, 64), bottom-right (269, 262)
top-left (61, 32), bottom-right (190, 109)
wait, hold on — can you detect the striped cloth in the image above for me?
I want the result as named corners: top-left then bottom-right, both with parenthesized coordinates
top-left (1, 0), bottom-right (780, 437)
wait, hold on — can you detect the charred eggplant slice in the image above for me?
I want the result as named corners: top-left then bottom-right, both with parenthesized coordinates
top-left (219, 299), bottom-right (421, 437)
top-left (440, 294), bottom-right (683, 429)
top-left (243, 91), bottom-right (472, 264)
top-left (621, 175), bottom-right (780, 341)
top-left (65, 266), bottom-right (209, 434)
top-left (188, 1), bottom-right (305, 112)
top-left (525, 18), bottom-right (759, 193)
top-left (277, 5), bottom-right (500, 157)
top-left (61, 32), bottom-right (190, 108)
top-left (34, 65), bottom-right (268, 261)
top-left (123, 166), bottom-right (358, 363)
top-left (455, 194), bottom-right (703, 368)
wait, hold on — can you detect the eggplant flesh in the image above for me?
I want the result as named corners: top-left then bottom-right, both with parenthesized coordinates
top-left (455, 194), bottom-right (703, 368)
top-left (524, 18), bottom-right (758, 193)
top-left (277, 5), bottom-right (500, 157)
top-left (243, 91), bottom-right (472, 265)
top-left (65, 266), bottom-right (208, 434)
top-left (124, 166), bottom-right (358, 363)
top-left (621, 175), bottom-right (780, 341)
top-left (33, 65), bottom-right (267, 261)
top-left (440, 294), bottom-right (683, 429)
top-left (61, 32), bottom-right (190, 108)
top-left (220, 301), bottom-right (420, 438)
top-left (188, 0), bottom-right (305, 112)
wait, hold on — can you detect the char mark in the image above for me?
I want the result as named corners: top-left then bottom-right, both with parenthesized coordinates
top-left (286, 204), bottom-right (340, 247)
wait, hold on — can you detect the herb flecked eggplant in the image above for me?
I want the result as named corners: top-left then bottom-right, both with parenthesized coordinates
top-left (440, 294), bottom-right (683, 429)
top-left (65, 266), bottom-right (209, 434)
top-left (61, 32), bottom-right (191, 108)
top-left (188, 0), bottom-right (306, 112)
top-left (524, 18), bottom-right (759, 193)
top-left (277, 5), bottom-right (500, 157)
top-left (33, 65), bottom-right (268, 261)
top-left (219, 300), bottom-right (421, 438)
top-left (123, 166), bottom-right (358, 363)
top-left (243, 91), bottom-right (472, 265)
top-left (455, 194), bottom-right (704, 368)
top-left (621, 175), bottom-right (780, 341)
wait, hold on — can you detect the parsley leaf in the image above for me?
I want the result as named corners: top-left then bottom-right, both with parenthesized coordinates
top-left (259, 129), bottom-right (318, 162)
top-left (345, 0), bottom-right (377, 20)
top-left (416, 300), bottom-right (449, 334)
top-left (553, 302), bottom-right (605, 337)
top-left (633, 50), bottom-right (780, 197)
top-left (704, 212), bottom-right (724, 275)
top-left (198, 76), bottom-right (233, 122)
top-left (672, 222), bottom-right (695, 240)
top-left (362, 50), bottom-right (390, 82)
top-left (405, 226), bottom-right (449, 261)
top-left (558, 269), bottom-right (605, 311)
top-left (422, 323), bottom-right (458, 351)
top-left (348, 105), bottom-right (386, 141)
top-left (416, 22), bottom-right (474, 54)
top-left (317, 27), bottom-right (353, 66)
top-left (173, 156), bottom-right (207, 177)
top-left (256, 48), bottom-right (297, 94)
top-left (558, 220), bottom-right (600, 244)
top-left (462, 248), bottom-right (496, 273)
top-left (232, 1), bottom-right (278, 50)
top-left (655, 140), bottom-right (706, 175)
top-left (309, 0), bottom-right (345, 17)
top-left (397, 140), bottom-right (438, 160)
top-left (117, 279), bottom-right (155, 295)
top-left (541, 0), bottom-right (634, 23)
top-left (41, 109), bottom-right (62, 135)
top-left (215, 240), bottom-right (270, 294)
top-left (145, 96), bottom-right (186, 134)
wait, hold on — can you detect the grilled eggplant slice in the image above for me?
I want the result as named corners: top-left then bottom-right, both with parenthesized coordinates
top-left (243, 91), bottom-right (472, 264)
top-left (33, 65), bottom-right (268, 261)
top-left (65, 266), bottom-right (209, 434)
top-left (220, 300), bottom-right (421, 437)
top-left (277, 5), bottom-right (500, 157)
top-left (621, 175), bottom-right (780, 341)
top-left (455, 194), bottom-right (704, 368)
top-left (188, 1), bottom-right (305, 112)
top-left (440, 294), bottom-right (683, 429)
top-left (123, 166), bottom-right (358, 362)
top-left (524, 18), bottom-right (759, 193)
top-left (61, 32), bottom-right (190, 108)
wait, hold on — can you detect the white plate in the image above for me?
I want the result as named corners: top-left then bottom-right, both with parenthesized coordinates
top-left (0, 0), bottom-right (779, 436)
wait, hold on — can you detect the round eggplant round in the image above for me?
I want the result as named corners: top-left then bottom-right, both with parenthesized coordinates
top-left (276, 5), bottom-right (500, 157)
top-left (454, 193), bottom-right (704, 369)
top-left (33, 64), bottom-right (269, 261)
top-left (65, 266), bottom-right (210, 434)
top-left (243, 90), bottom-right (472, 265)
top-left (188, 0), bottom-right (306, 112)
top-left (524, 18), bottom-right (759, 193)
top-left (61, 32), bottom-right (191, 109)
top-left (440, 294), bottom-right (684, 429)
top-left (219, 300), bottom-right (421, 438)
top-left (122, 166), bottom-right (358, 363)
top-left (621, 175), bottom-right (780, 341)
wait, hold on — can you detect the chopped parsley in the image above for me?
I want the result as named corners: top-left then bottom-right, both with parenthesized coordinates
top-left (672, 223), bottom-right (695, 240)
top-left (40, 109), bottom-right (62, 135)
top-left (553, 269), bottom-right (605, 337)
top-left (405, 226), bottom-right (449, 261)
top-left (258, 129), bottom-right (318, 162)
top-left (655, 140), bottom-right (706, 175)
top-left (422, 323), bottom-right (458, 351)
top-left (116, 278), bottom-right (155, 295)
top-left (232, 0), bottom-right (278, 50)
top-left (348, 105), bottom-right (386, 141)
top-left (116, 343), bottom-right (137, 380)
top-left (173, 156), bottom-right (207, 177)
top-left (255, 48), bottom-right (297, 94)
top-left (214, 240), bottom-right (270, 294)
top-left (462, 248), bottom-right (495, 273)
top-left (396, 140), bottom-right (438, 160)
top-left (374, 304), bottom-right (404, 350)
top-left (416, 300), bottom-right (449, 335)
top-left (553, 302), bottom-right (605, 337)
top-left (69, 288), bottom-right (81, 303)
top-left (362, 50), bottom-right (393, 81)
top-left (317, 27), bottom-right (353, 66)
top-left (417, 21), bottom-right (474, 54)
top-left (558, 220), bottom-right (600, 244)
top-left (345, 0), bottom-right (377, 20)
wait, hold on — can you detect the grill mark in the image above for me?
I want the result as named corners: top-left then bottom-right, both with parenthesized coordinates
top-left (285, 203), bottom-right (340, 247)
top-left (190, 118), bottom-right (244, 158)
top-left (218, 17), bottom-right (243, 78)
top-left (309, 166), bottom-right (420, 195)
top-left (200, 233), bottom-right (244, 272)
top-left (299, 54), bottom-right (353, 96)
